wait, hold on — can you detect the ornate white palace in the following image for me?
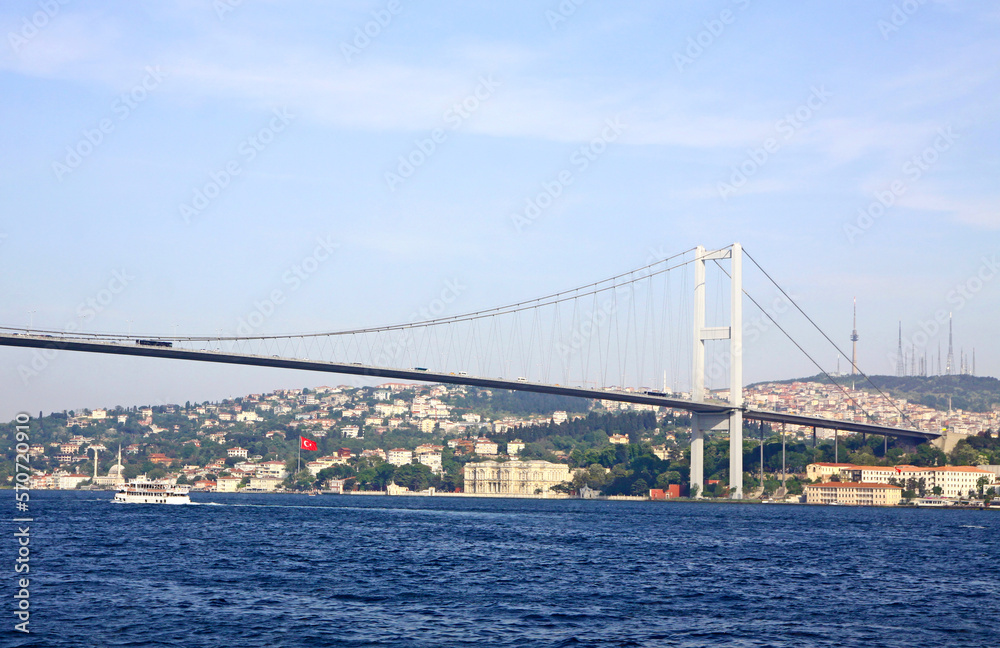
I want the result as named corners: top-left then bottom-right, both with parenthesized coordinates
top-left (463, 460), bottom-right (570, 495)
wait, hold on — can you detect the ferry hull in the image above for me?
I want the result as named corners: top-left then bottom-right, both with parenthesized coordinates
top-left (113, 494), bottom-right (191, 505)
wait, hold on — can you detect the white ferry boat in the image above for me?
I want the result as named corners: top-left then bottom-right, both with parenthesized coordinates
top-left (113, 479), bottom-right (191, 505)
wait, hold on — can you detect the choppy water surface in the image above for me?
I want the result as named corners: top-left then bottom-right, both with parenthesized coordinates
top-left (8, 492), bottom-right (1000, 647)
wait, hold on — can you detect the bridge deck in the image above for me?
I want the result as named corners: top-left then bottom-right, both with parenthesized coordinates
top-left (0, 333), bottom-right (938, 441)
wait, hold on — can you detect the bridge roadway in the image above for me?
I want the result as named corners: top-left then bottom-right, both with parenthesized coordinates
top-left (0, 333), bottom-right (939, 442)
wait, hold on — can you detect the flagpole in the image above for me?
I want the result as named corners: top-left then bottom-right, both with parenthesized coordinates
top-left (298, 441), bottom-right (301, 474)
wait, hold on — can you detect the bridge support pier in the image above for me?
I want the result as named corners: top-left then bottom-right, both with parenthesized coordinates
top-left (689, 244), bottom-right (743, 499)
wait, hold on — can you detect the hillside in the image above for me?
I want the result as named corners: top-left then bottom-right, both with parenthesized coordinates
top-left (757, 374), bottom-right (1000, 413)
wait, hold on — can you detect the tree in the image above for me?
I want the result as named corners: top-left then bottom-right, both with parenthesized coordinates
top-left (655, 471), bottom-right (681, 490)
top-left (976, 475), bottom-right (990, 497)
top-left (949, 440), bottom-right (979, 467)
top-left (631, 478), bottom-right (649, 496)
top-left (392, 464), bottom-right (433, 492)
top-left (689, 483), bottom-right (700, 499)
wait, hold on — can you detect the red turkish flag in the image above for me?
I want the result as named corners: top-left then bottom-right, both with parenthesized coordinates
top-left (894, 466), bottom-right (902, 474)
top-left (300, 436), bottom-right (318, 451)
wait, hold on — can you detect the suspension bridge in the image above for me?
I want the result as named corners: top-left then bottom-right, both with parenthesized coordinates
top-left (0, 243), bottom-right (939, 498)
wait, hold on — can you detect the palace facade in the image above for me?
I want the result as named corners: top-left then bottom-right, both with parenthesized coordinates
top-left (463, 460), bottom-right (570, 495)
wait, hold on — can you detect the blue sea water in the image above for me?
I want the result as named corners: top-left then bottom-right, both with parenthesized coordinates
top-left (4, 491), bottom-right (999, 647)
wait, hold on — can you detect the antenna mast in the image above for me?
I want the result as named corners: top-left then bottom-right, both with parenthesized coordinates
top-left (850, 298), bottom-right (859, 375)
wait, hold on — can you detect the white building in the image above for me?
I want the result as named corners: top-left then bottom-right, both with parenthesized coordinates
top-left (809, 463), bottom-right (995, 499)
top-left (417, 453), bottom-right (443, 474)
top-left (387, 448), bottom-right (413, 467)
top-left (255, 461), bottom-right (288, 480)
top-left (474, 438), bottom-right (498, 455)
top-left (463, 460), bottom-right (570, 495)
top-left (58, 474), bottom-right (90, 490)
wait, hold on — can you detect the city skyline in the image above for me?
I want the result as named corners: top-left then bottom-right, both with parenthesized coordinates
top-left (1, 1), bottom-right (998, 421)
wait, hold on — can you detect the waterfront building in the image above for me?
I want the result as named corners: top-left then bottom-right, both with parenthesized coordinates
top-left (805, 482), bottom-right (903, 506)
top-left (216, 476), bottom-right (241, 492)
top-left (463, 460), bottom-right (570, 495)
top-left (58, 473), bottom-right (90, 490)
top-left (247, 477), bottom-right (283, 491)
top-left (807, 463), bottom-right (994, 498)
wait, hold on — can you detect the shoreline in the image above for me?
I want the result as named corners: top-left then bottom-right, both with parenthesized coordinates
top-left (18, 487), bottom-right (1000, 509)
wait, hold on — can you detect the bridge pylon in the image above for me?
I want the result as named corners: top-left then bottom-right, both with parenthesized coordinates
top-left (689, 244), bottom-right (743, 499)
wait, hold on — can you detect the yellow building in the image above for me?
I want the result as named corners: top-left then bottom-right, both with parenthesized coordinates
top-left (215, 476), bottom-right (242, 493)
top-left (247, 477), bottom-right (283, 491)
top-left (463, 460), bottom-right (570, 495)
top-left (805, 482), bottom-right (902, 506)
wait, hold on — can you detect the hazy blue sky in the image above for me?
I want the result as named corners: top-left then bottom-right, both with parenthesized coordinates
top-left (1, 1), bottom-right (998, 421)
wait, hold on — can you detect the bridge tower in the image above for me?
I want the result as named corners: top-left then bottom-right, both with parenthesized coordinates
top-left (690, 244), bottom-right (743, 499)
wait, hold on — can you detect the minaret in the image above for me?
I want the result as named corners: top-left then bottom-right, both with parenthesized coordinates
top-left (92, 447), bottom-right (99, 481)
top-left (850, 298), bottom-right (859, 375)
top-left (973, 349), bottom-right (976, 376)
top-left (946, 313), bottom-right (954, 375)
top-left (895, 322), bottom-right (904, 377)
